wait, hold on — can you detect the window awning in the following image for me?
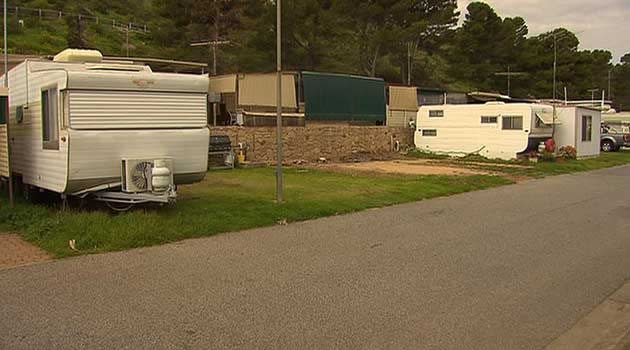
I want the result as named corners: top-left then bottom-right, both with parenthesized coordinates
top-left (536, 111), bottom-right (561, 125)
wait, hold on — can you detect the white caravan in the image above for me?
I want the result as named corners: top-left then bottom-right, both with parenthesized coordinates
top-left (3, 49), bottom-right (209, 206)
top-left (415, 102), bottom-right (555, 160)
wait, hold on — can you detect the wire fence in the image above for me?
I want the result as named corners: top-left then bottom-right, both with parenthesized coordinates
top-left (0, 5), bottom-right (149, 34)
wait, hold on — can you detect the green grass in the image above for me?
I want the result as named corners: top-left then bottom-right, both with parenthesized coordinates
top-left (0, 168), bottom-right (511, 258)
top-left (408, 149), bottom-right (630, 178)
top-left (481, 151), bottom-right (630, 178)
top-left (406, 149), bottom-right (451, 160)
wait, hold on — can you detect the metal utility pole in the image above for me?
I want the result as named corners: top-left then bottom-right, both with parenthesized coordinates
top-left (551, 32), bottom-right (559, 140)
top-left (3, 0), bottom-right (13, 207)
top-left (407, 42), bottom-right (411, 86)
top-left (553, 32), bottom-right (558, 103)
top-left (213, 0), bottom-right (219, 76)
top-left (125, 25), bottom-right (130, 57)
top-left (190, 39), bottom-right (230, 126)
top-left (494, 66), bottom-right (526, 97)
top-left (588, 89), bottom-right (599, 107)
top-left (275, 0), bottom-right (284, 203)
top-left (608, 69), bottom-right (612, 101)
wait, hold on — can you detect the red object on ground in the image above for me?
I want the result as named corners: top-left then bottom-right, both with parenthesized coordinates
top-left (545, 139), bottom-right (556, 153)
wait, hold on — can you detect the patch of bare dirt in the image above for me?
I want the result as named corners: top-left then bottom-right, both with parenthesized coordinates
top-left (0, 234), bottom-right (51, 270)
top-left (322, 159), bottom-right (490, 176)
top-left (444, 161), bottom-right (533, 169)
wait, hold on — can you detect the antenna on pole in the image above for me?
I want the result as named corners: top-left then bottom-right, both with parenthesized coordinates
top-left (190, 40), bottom-right (231, 76)
top-left (190, 39), bottom-right (231, 127)
top-left (588, 88), bottom-right (599, 107)
top-left (494, 66), bottom-right (526, 97)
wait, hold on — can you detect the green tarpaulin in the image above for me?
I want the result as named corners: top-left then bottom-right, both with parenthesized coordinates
top-left (302, 72), bottom-right (386, 123)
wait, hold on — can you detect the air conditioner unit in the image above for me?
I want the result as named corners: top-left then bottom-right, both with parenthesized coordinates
top-left (121, 158), bottom-right (174, 193)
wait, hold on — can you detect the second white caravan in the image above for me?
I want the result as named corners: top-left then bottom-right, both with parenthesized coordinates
top-left (415, 102), bottom-right (555, 160)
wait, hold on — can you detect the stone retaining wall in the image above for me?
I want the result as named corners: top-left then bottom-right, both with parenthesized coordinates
top-left (209, 125), bottom-right (414, 163)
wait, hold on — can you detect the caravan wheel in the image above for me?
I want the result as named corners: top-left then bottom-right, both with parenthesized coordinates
top-left (22, 184), bottom-right (35, 202)
top-left (105, 201), bottom-right (135, 212)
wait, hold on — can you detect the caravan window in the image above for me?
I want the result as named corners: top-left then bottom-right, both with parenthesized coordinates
top-left (582, 115), bottom-right (593, 141)
top-left (502, 116), bottom-right (523, 130)
top-left (41, 87), bottom-right (59, 150)
top-left (0, 95), bottom-right (7, 124)
top-left (429, 110), bottom-right (444, 118)
top-left (481, 116), bottom-right (498, 124)
top-left (422, 129), bottom-right (437, 137)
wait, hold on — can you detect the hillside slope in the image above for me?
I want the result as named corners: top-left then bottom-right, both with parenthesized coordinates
top-left (4, 1), bottom-right (168, 58)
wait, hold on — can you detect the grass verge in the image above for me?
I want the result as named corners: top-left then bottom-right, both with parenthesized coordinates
top-left (408, 149), bottom-right (630, 178)
top-left (0, 168), bottom-right (511, 258)
top-left (477, 151), bottom-right (630, 177)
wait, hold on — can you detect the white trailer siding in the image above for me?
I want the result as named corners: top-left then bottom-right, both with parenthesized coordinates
top-left (0, 125), bottom-right (8, 177)
top-left (415, 103), bottom-right (553, 160)
top-left (8, 62), bottom-right (69, 192)
top-left (67, 128), bottom-right (208, 192)
top-left (554, 108), bottom-right (576, 156)
top-left (556, 107), bottom-right (601, 158)
top-left (576, 108), bottom-right (601, 157)
top-left (68, 91), bottom-right (207, 129)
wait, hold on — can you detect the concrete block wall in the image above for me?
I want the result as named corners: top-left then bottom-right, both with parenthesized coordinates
top-left (209, 125), bottom-right (414, 163)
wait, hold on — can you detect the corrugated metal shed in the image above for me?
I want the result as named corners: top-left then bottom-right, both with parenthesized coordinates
top-left (418, 87), bottom-right (446, 106)
top-left (302, 72), bottom-right (386, 123)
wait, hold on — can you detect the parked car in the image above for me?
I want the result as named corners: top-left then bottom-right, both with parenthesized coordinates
top-left (601, 124), bottom-right (630, 152)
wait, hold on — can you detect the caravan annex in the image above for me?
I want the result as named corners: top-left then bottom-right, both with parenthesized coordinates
top-left (208, 73), bottom-right (302, 126)
top-left (3, 49), bottom-right (209, 205)
top-left (415, 102), bottom-right (555, 160)
top-left (554, 106), bottom-right (601, 158)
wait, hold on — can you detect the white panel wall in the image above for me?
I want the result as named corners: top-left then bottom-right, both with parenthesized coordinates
top-left (8, 62), bottom-right (69, 192)
top-left (67, 128), bottom-right (209, 182)
top-left (415, 104), bottom-right (536, 160)
top-left (69, 91), bottom-right (207, 129)
top-left (554, 108), bottom-right (577, 153)
top-left (556, 107), bottom-right (601, 158)
top-left (576, 108), bottom-right (601, 158)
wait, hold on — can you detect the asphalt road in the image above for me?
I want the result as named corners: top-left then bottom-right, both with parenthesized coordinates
top-left (3, 166), bottom-right (630, 350)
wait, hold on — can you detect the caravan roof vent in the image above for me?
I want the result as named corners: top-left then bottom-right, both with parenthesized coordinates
top-left (53, 49), bottom-right (103, 63)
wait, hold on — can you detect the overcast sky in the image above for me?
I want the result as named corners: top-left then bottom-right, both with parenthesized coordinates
top-left (458, 0), bottom-right (630, 62)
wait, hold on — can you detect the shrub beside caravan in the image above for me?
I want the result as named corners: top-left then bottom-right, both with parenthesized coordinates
top-left (3, 49), bottom-right (209, 207)
top-left (415, 102), bottom-right (555, 160)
